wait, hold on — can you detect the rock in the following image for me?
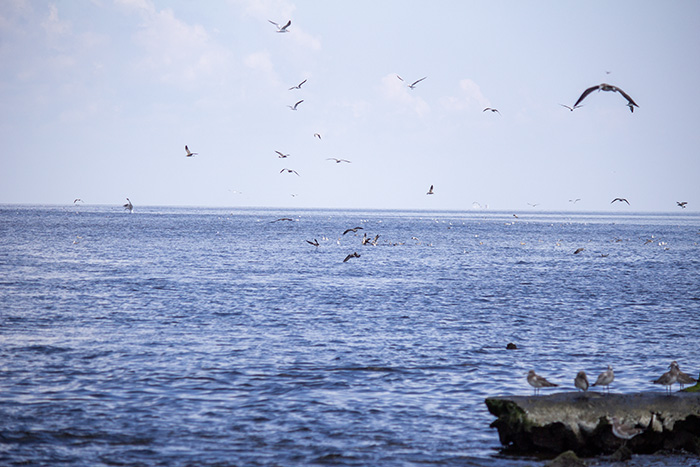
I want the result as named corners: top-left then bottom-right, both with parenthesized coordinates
top-left (545, 450), bottom-right (586, 467)
top-left (485, 391), bottom-right (700, 456)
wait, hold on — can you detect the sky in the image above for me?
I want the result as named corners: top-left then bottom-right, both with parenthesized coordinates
top-left (2, 0), bottom-right (699, 212)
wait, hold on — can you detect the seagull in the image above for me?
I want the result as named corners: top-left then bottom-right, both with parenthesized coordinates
top-left (611, 198), bottom-right (630, 205)
top-left (342, 227), bottom-right (363, 235)
top-left (73, 198), bottom-right (83, 204)
top-left (677, 201), bottom-right (688, 209)
top-left (289, 79), bottom-right (307, 90)
top-left (326, 158), bottom-right (351, 163)
top-left (185, 145), bottom-right (198, 157)
top-left (559, 104), bottom-right (582, 111)
top-left (280, 168), bottom-right (300, 176)
top-left (483, 107), bottom-right (500, 114)
top-left (275, 151), bottom-right (290, 158)
top-left (526, 370), bottom-right (558, 395)
top-left (573, 83), bottom-right (639, 113)
top-left (288, 100), bottom-right (303, 111)
top-left (653, 362), bottom-right (679, 395)
top-left (270, 217), bottom-right (294, 223)
top-left (426, 185), bottom-right (434, 195)
top-left (569, 198), bottom-right (581, 204)
top-left (123, 198), bottom-right (133, 213)
top-left (306, 238), bottom-right (320, 247)
top-left (343, 252), bottom-right (360, 262)
top-left (527, 203), bottom-right (540, 207)
top-left (671, 361), bottom-right (697, 390)
top-left (574, 247), bottom-right (585, 254)
top-left (592, 365), bottom-right (614, 393)
top-left (314, 133), bottom-right (322, 140)
top-left (397, 75), bottom-right (426, 89)
top-left (268, 19), bottom-right (291, 33)
top-left (611, 417), bottom-right (644, 442)
top-left (574, 371), bottom-right (589, 393)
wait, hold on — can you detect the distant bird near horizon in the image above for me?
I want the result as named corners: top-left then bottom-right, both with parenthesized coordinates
top-left (574, 371), bottom-right (589, 393)
top-left (569, 198), bottom-right (581, 204)
top-left (483, 107), bottom-right (500, 114)
top-left (268, 19), bottom-right (291, 33)
top-left (397, 75), bottom-right (426, 89)
top-left (426, 185), bottom-right (434, 195)
top-left (314, 133), bottom-right (322, 140)
top-left (270, 217), bottom-right (294, 223)
top-left (288, 100), bottom-right (304, 110)
top-left (527, 370), bottom-right (558, 395)
top-left (123, 198), bottom-right (133, 213)
top-left (611, 198), bottom-right (630, 205)
top-left (574, 247), bottom-right (585, 254)
top-left (73, 198), bottom-right (83, 203)
top-left (343, 252), bottom-right (360, 262)
top-left (185, 145), bottom-right (197, 157)
top-left (573, 83), bottom-right (639, 113)
top-left (275, 151), bottom-right (290, 158)
top-left (280, 168), bottom-right (300, 176)
top-left (677, 201), bottom-right (688, 208)
top-left (527, 202), bottom-right (539, 207)
top-left (306, 238), bottom-right (320, 247)
top-left (326, 158), bottom-right (351, 163)
top-left (289, 79), bottom-right (307, 90)
top-left (592, 365), bottom-right (614, 393)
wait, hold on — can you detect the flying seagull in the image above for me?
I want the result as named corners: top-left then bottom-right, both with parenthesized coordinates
top-left (123, 198), bottom-right (133, 213)
top-left (573, 83), bottom-right (639, 113)
top-left (185, 145), bottom-right (197, 157)
top-left (268, 19), bottom-right (291, 33)
top-left (306, 238), bottom-right (320, 247)
top-left (288, 100), bottom-right (304, 110)
top-left (342, 226), bottom-right (363, 235)
top-left (677, 201), bottom-right (688, 208)
top-left (483, 107), bottom-right (500, 114)
top-left (611, 198), bottom-right (630, 205)
top-left (326, 158), bottom-right (351, 163)
top-left (313, 133), bottom-right (322, 140)
top-left (275, 151), bottom-right (290, 158)
top-left (289, 79), bottom-right (307, 90)
top-left (559, 104), bottom-right (582, 111)
top-left (343, 252), bottom-right (361, 262)
top-left (280, 168), bottom-right (300, 176)
top-left (397, 75), bottom-right (426, 89)
top-left (73, 198), bottom-right (84, 204)
top-left (426, 185), bottom-right (434, 195)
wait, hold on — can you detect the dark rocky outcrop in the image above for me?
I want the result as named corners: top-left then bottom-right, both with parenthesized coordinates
top-left (485, 391), bottom-right (700, 457)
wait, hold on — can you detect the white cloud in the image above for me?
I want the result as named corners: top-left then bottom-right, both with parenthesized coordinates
top-left (380, 73), bottom-right (430, 116)
top-left (441, 78), bottom-right (490, 111)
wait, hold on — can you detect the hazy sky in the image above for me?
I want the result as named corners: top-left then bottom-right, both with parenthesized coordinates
top-left (2, 1), bottom-right (699, 212)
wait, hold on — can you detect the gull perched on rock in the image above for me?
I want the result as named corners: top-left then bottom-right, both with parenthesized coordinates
top-left (574, 371), bottom-right (589, 393)
top-left (527, 370), bottom-right (558, 395)
top-left (592, 365), bottom-right (614, 393)
top-left (574, 83), bottom-right (639, 113)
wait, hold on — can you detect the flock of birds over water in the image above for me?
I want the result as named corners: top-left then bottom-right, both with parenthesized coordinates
top-left (525, 360), bottom-right (698, 396)
top-left (64, 18), bottom-right (690, 217)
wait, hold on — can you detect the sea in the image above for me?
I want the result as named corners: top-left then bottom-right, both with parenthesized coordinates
top-left (1, 205), bottom-right (699, 467)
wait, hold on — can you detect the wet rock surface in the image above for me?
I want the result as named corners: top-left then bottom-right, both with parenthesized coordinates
top-left (485, 392), bottom-right (700, 456)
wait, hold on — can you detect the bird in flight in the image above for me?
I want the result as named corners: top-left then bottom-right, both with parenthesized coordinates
top-left (280, 168), bottom-right (300, 176)
top-left (483, 107), bottom-right (500, 114)
top-left (677, 201), bottom-right (688, 208)
top-left (275, 151), bottom-right (290, 158)
top-left (574, 247), bottom-right (585, 255)
top-left (569, 198), bottom-right (581, 204)
top-left (268, 20), bottom-right (291, 33)
top-left (573, 83), bottom-right (639, 113)
top-left (185, 145), bottom-right (198, 157)
top-left (73, 198), bottom-right (83, 204)
top-left (326, 158), bottom-right (351, 163)
top-left (271, 217), bottom-right (294, 223)
top-left (343, 252), bottom-right (361, 262)
top-left (342, 227), bottom-right (363, 235)
top-left (306, 239), bottom-right (320, 247)
top-left (559, 104), bottom-right (582, 111)
top-left (313, 133), bottom-right (322, 140)
top-left (123, 198), bottom-right (133, 213)
top-left (288, 100), bottom-right (304, 110)
top-left (611, 198), bottom-right (630, 205)
top-left (397, 75), bottom-right (426, 89)
top-left (289, 79), bottom-right (307, 90)
top-left (426, 185), bottom-right (434, 195)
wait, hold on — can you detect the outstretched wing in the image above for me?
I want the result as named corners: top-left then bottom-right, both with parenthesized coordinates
top-left (614, 87), bottom-right (638, 108)
top-left (574, 85), bottom-right (601, 108)
top-left (280, 20), bottom-right (291, 31)
top-left (411, 77), bottom-right (427, 86)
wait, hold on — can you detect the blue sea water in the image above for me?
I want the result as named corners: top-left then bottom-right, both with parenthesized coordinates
top-left (1, 205), bottom-right (699, 466)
